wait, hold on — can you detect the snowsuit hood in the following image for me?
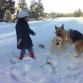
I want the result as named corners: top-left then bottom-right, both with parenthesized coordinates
top-left (18, 10), bottom-right (28, 18)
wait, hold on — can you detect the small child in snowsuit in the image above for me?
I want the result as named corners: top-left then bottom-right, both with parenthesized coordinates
top-left (15, 10), bottom-right (36, 60)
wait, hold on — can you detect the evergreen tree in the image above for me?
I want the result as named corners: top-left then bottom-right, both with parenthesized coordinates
top-left (74, 8), bottom-right (82, 17)
top-left (0, 0), bottom-right (15, 21)
top-left (30, 0), bottom-right (44, 20)
top-left (77, 9), bottom-right (82, 16)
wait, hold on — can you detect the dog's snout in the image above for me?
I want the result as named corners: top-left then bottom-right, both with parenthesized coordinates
top-left (56, 42), bottom-right (59, 45)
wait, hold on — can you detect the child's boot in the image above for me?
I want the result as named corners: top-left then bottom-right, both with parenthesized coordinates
top-left (19, 54), bottom-right (24, 60)
top-left (30, 52), bottom-right (35, 58)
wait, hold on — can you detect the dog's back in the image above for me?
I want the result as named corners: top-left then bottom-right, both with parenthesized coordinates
top-left (69, 29), bottom-right (83, 42)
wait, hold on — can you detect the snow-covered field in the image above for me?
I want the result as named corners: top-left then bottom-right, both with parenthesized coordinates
top-left (0, 17), bottom-right (83, 83)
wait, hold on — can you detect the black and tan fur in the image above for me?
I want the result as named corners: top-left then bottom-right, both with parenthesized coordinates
top-left (55, 24), bottom-right (83, 56)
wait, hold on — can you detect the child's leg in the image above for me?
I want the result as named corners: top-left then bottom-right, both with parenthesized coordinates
top-left (19, 49), bottom-right (26, 60)
top-left (27, 48), bottom-right (35, 58)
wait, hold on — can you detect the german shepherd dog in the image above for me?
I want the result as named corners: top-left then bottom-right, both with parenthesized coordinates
top-left (55, 24), bottom-right (83, 56)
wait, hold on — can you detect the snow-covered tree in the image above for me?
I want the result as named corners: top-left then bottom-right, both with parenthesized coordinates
top-left (30, 0), bottom-right (44, 20)
top-left (74, 8), bottom-right (82, 17)
top-left (0, 0), bottom-right (15, 21)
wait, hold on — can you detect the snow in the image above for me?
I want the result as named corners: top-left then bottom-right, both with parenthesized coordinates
top-left (0, 17), bottom-right (83, 83)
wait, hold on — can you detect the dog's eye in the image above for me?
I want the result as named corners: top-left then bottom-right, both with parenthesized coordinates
top-left (59, 40), bottom-right (61, 41)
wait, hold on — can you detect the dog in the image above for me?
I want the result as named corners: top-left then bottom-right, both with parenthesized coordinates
top-left (55, 24), bottom-right (73, 46)
top-left (55, 24), bottom-right (83, 56)
top-left (51, 36), bottom-right (63, 49)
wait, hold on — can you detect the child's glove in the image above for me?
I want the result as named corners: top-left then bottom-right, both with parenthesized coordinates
top-left (17, 39), bottom-right (22, 46)
top-left (33, 33), bottom-right (36, 36)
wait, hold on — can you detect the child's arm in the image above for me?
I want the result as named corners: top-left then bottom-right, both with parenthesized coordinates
top-left (27, 23), bottom-right (36, 35)
top-left (29, 28), bottom-right (36, 35)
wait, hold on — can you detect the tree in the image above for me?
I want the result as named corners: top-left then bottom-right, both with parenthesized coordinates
top-left (74, 8), bottom-right (82, 17)
top-left (0, 0), bottom-right (15, 14)
top-left (30, 0), bottom-right (44, 20)
top-left (77, 9), bottom-right (82, 16)
top-left (0, 0), bottom-right (15, 21)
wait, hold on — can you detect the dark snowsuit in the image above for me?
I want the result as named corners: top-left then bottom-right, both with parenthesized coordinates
top-left (15, 18), bottom-right (35, 49)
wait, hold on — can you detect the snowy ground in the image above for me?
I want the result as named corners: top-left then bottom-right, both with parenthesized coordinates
top-left (0, 17), bottom-right (83, 83)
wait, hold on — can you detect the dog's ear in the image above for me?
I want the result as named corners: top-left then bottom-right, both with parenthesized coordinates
top-left (55, 26), bottom-right (57, 30)
top-left (61, 24), bottom-right (64, 30)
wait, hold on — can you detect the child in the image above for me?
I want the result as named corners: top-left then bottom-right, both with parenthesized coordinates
top-left (15, 10), bottom-right (36, 60)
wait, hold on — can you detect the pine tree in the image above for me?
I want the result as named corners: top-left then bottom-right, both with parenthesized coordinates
top-left (0, 0), bottom-right (15, 21)
top-left (74, 8), bottom-right (82, 17)
top-left (30, 0), bottom-right (44, 20)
